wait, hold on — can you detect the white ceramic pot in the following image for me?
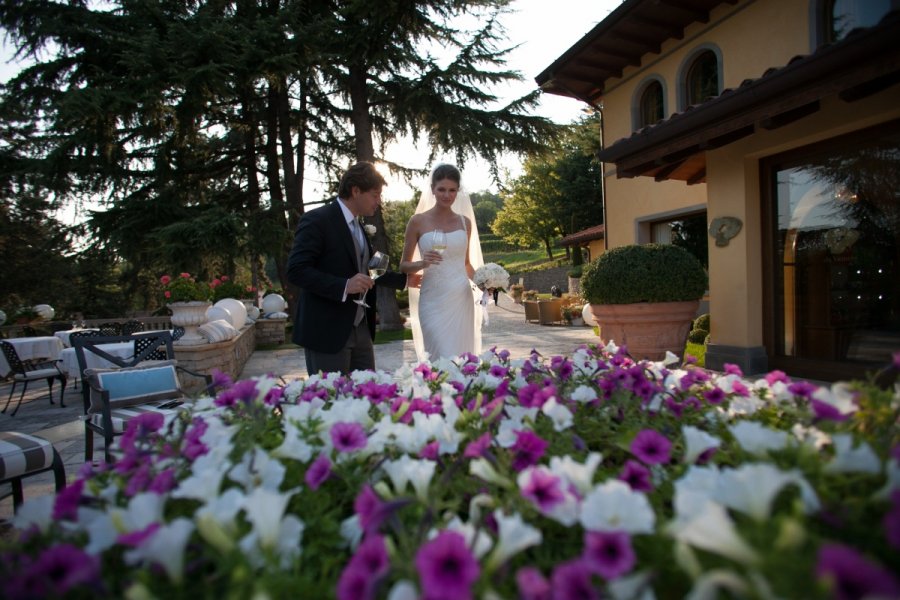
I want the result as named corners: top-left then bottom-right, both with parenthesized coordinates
top-left (262, 293), bottom-right (287, 314)
top-left (206, 305), bottom-right (232, 324)
top-left (34, 304), bottom-right (55, 320)
top-left (169, 301), bottom-right (212, 345)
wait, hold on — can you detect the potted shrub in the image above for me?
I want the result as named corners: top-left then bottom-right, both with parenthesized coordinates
top-left (581, 244), bottom-right (707, 360)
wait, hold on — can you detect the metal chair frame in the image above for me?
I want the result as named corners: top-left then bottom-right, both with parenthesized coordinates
top-left (0, 340), bottom-right (67, 416)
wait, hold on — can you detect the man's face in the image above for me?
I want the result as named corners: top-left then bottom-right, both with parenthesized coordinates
top-left (350, 185), bottom-right (383, 217)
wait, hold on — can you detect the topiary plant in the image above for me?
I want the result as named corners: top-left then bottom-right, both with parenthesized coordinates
top-left (581, 244), bottom-right (707, 305)
top-left (693, 313), bottom-right (710, 331)
top-left (688, 328), bottom-right (709, 344)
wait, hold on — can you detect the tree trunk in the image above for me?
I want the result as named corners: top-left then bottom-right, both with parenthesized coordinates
top-left (543, 238), bottom-right (554, 261)
top-left (347, 64), bottom-right (403, 330)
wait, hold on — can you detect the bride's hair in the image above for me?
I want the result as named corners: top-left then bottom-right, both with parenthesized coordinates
top-left (431, 164), bottom-right (461, 187)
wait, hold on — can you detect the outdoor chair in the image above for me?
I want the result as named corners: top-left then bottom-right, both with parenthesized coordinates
top-left (97, 322), bottom-right (123, 336)
top-left (523, 300), bottom-right (540, 323)
top-left (172, 326), bottom-right (185, 341)
top-left (0, 431), bottom-right (66, 512)
top-left (538, 299), bottom-right (565, 326)
top-left (121, 319), bottom-right (144, 335)
top-left (0, 340), bottom-right (67, 416)
top-left (73, 331), bottom-right (212, 462)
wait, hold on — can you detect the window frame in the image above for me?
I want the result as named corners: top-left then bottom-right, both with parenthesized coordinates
top-left (631, 76), bottom-right (667, 131)
top-left (677, 45), bottom-right (723, 111)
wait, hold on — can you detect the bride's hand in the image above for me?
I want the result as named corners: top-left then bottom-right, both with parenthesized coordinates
top-left (421, 250), bottom-right (443, 267)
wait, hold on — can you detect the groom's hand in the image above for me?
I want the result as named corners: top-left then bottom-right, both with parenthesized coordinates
top-left (347, 273), bottom-right (374, 295)
top-left (407, 273), bottom-right (423, 288)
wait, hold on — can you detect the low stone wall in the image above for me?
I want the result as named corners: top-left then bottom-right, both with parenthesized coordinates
top-left (174, 324), bottom-right (256, 393)
top-left (255, 318), bottom-right (287, 347)
top-left (509, 266), bottom-right (570, 294)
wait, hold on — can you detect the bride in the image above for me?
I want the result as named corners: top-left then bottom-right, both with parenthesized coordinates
top-left (400, 164), bottom-right (484, 361)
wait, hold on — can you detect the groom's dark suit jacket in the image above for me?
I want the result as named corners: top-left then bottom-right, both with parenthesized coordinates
top-left (287, 199), bottom-right (406, 353)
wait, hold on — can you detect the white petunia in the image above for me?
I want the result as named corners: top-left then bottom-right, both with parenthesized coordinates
top-left (172, 453), bottom-right (231, 501)
top-left (382, 454), bottom-right (437, 499)
top-left (549, 452), bottom-right (603, 495)
top-left (11, 495), bottom-right (54, 533)
top-left (228, 446), bottom-right (286, 491)
top-left (125, 518), bottom-right (195, 583)
top-left (242, 486), bottom-right (299, 550)
top-left (339, 514), bottom-right (363, 550)
top-left (195, 488), bottom-right (245, 553)
top-left (824, 433), bottom-right (881, 474)
top-left (570, 384), bottom-right (598, 403)
top-left (673, 465), bottom-right (720, 520)
top-left (580, 480), bottom-right (655, 534)
top-left (271, 420), bottom-right (315, 462)
top-left (542, 397), bottom-right (573, 431)
top-left (729, 421), bottom-right (789, 455)
top-left (667, 500), bottom-right (759, 565)
top-left (486, 509), bottom-right (543, 569)
top-left (681, 425), bottom-right (721, 464)
top-left (608, 570), bottom-right (657, 600)
top-left (811, 382), bottom-right (858, 416)
top-left (873, 458), bottom-right (900, 500)
top-left (387, 580), bottom-right (419, 600)
top-left (445, 515), bottom-right (493, 559)
top-left (714, 463), bottom-right (820, 520)
top-left (684, 569), bottom-right (751, 600)
top-left (470, 458), bottom-right (513, 489)
top-left (790, 423), bottom-right (832, 450)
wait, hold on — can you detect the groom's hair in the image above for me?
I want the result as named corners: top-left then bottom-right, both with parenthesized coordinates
top-left (338, 161), bottom-right (387, 198)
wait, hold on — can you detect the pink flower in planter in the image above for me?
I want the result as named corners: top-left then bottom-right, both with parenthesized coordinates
top-left (160, 275), bottom-right (171, 285)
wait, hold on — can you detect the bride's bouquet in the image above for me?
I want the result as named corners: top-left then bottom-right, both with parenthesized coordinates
top-left (472, 263), bottom-right (510, 326)
top-left (472, 263), bottom-right (510, 292)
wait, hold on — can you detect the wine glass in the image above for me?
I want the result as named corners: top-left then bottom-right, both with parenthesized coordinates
top-left (353, 252), bottom-right (389, 308)
top-left (431, 229), bottom-right (446, 256)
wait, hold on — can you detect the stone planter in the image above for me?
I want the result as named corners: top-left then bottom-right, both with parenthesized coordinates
top-left (168, 301), bottom-right (211, 346)
top-left (589, 300), bottom-right (699, 361)
top-left (570, 317), bottom-right (584, 327)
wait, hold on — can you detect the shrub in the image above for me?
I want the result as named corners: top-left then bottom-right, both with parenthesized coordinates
top-left (581, 244), bottom-right (707, 305)
top-left (687, 328), bottom-right (708, 344)
top-left (567, 265), bottom-right (583, 279)
top-left (693, 313), bottom-right (710, 331)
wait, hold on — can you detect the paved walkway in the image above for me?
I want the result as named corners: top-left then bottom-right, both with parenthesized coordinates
top-left (0, 294), bottom-right (596, 520)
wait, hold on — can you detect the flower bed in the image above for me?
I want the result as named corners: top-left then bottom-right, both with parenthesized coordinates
top-left (3, 345), bottom-right (898, 599)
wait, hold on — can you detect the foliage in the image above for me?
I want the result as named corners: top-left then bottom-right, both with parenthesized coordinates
top-left (210, 276), bottom-right (256, 302)
top-left (381, 199), bottom-right (417, 260)
top-left (581, 244), bottom-right (708, 305)
top-left (687, 328), bottom-right (709, 344)
top-left (567, 265), bottom-right (583, 279)
top-left (3, 344), bottom-right (898, 599)
top-left (471, 191), bottom-right (503, 232)
top-left (694, 313), bottom-right (711, 331)
top-left (494, 113), bottom-right (604, 259)
top-left (160, 273), bottom-right (212, 303)
top-left (671, 214), bottom-right (710, 269)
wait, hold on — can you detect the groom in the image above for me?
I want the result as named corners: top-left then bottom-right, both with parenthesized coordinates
top-left (287, 161), bottom-right (408, 375)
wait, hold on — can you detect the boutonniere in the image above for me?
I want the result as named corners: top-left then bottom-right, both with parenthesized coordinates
top-left (363, 223), bottom-right (377, 237)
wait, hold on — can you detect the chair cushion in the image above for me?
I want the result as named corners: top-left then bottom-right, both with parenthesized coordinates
top-left (14, 367), bottom-right (62, 381)
top-left (199, 319), bottom-right (238, 343)
top-left (83, 360), bottom-right (182, 414)
top-left (88, 403), bottom-right (186, 434)
top-left (0, 431), bottom-right (55, 480)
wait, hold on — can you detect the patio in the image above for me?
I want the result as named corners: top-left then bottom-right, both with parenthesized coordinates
top-left (0, 294), bottom-right (593, 521)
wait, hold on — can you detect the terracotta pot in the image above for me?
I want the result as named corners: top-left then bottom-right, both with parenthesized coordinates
top-left (589, 300), bottom-right (699, 361)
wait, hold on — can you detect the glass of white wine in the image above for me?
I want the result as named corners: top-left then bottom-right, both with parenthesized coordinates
top-left (368, 251), bottom-right (389, 280)
top-left (431, 229), bottom-right (446, 256)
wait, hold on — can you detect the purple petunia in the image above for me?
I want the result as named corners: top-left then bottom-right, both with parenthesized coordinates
top-left (811, 398), bottom-right (849, 422)
top-left (52, 479), bottom-right (84, 521)
top-left (148, 468), bottom-right (177, 494)
top-left (583, 530), bottom-right (636, 580)
top-left (19, 544), bottom-right (100, 597)
top-left (788, 380), bottom-right (818, 398)
top-left (618, 459), bottom-right (653, 492)
top-left (551, 559), bottom-right (597, 600)
top-left (630, 429), bottom-right (672, 465)
top-left (517, 382), bottom-right (557, 409)
top-left (511, 430), bottom-right (549, 472)
top-left (516, 566), bottom-right (551, 600)
top-left (464, 432), bottom-right (493, 459)
top-left (702, 387), bottom-right (726, 405)
top-left (415, 530), bottom-right (480, 600)
top-left (183, 417), bottom-right (209, 461)
top-left (520, 467), bottom-right (566, 512)
top-left (420, 440), bottom-right (440, 460)
top-left (354, 485), bottom-right (386, 533)
top-left (331, 421), bottom-right (368, 452)
top-left (815, 543), bottom-right (900, 600)
top-left (349, 534), bottom-right (390, 578)
top-left (305, 454), bottom-right (333, 490)
top-left (336, 564), bottom-right (375, 600)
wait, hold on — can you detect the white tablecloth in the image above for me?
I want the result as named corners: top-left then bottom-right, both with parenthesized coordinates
top-left (59, 341), bottom-right (136, 380)
top-left (0, 336), bottom-right (64, 377)
top-left (54, 328), bottom-right (101, 348)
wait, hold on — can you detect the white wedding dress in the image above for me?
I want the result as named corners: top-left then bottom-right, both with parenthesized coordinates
top-left (415, 227), bottom-right (477, 360)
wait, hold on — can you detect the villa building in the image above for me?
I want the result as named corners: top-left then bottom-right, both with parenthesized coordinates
top-left (537, 0), bottom-right (900, 380)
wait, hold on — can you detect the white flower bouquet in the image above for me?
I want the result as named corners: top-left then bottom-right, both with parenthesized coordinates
top-left (472, 263), bottom-right (510, 292)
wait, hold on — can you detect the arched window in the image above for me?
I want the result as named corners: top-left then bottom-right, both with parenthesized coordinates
top-left (684, 50), bottom-right (719, 106)
top-left (639, 80), bottom-right (664, 128)
top-left (827, 0), bottom-right (891, 42)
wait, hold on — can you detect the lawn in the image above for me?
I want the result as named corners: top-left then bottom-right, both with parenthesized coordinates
top-left (482, 248), bottom-right (558, 271)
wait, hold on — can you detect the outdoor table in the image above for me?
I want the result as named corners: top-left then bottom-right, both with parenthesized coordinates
top-left (59, 341), bottom-right (135, 381)
top-left (0, 336), bottom-right (64, 378)
top-left (53, 328), bottom-right (101, 348)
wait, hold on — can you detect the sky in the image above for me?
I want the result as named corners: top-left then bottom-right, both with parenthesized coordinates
top-left (0, 0), bottom-right (624, 207)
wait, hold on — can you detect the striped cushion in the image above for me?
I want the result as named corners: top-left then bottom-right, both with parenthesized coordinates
top-left (88, 403), bottom-right (185, 434)
top-left (84, 361), bottom-right (182, 414)
top-left (0, 431), bottom-right (55, 480)
top-left (199, 319), bottom-right (238, 343)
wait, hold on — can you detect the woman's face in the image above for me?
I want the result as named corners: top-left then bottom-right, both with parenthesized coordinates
top-left (432, 178), bottom-right (459, 207)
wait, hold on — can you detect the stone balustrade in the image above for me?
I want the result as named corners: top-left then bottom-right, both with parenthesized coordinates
top-left (255, 318), bottom-right (287, 347)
